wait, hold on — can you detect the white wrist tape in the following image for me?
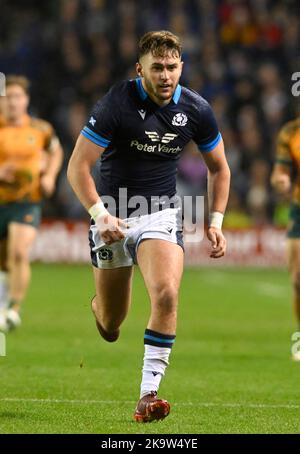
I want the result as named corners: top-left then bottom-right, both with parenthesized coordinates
top-left (209, 211), bottom-right (224, 229)
top-left (88, 201), bottom-right (108, 221)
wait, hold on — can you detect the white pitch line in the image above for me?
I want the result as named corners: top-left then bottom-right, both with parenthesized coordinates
top-left (0, 398), bottom-right (134, 405)
top-left (0, 397), bottom-right (299, 410)
top-left (188, 402), bottom-right (300, 409)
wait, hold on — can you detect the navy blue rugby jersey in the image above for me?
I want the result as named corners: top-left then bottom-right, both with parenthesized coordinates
top-left (81, 78), bottom-right (222, 202)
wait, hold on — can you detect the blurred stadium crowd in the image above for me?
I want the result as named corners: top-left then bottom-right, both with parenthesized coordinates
top-left (0, 0), bottom-right (299, 225)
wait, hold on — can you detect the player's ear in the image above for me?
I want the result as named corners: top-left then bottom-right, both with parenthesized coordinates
top-left (136, 62), bottom-right (143, 77)
top-left (24, 94), bottom-right (30, 109)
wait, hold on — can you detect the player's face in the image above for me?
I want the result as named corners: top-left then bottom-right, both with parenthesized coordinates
top-left (5, 85), bottom-right (29, 121)
top-left (137, 51), bottom-right (183, 105)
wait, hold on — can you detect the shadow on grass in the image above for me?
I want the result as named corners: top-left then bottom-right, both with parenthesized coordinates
top-left (0, 411), bottom-right (26, 420)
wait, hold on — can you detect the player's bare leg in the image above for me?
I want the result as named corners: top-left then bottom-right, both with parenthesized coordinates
top-left (0, 238), bottom-right (8, 307)
top-left (134, 239), bottom-right (184, 422)
top-left (92, 266), bottom-right (134, 342)
top-left (287, 239), bottom-right (300, 360)
top-left (0, 239), bottom-right (9, 331)
top-left (287, 239), bottom-right (300, 323)
top-left (6, 222), bottom-right (37, 329)
top-left (138, 240), bottom-right (184, 334)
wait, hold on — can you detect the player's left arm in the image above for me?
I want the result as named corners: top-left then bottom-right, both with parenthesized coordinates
top-left (40, 135), bottom-right (63, 197)
top-left (201, 137), bottom-right (231, 258)
top-left (271, 122), bottom-right (293, 195)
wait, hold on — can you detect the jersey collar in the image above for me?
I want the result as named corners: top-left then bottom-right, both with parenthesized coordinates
top-left (135, 78), bottom-right (182, 105)
top-left (3, 114), bottom-right (31, 127)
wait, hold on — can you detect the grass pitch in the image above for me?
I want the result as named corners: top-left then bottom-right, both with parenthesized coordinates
top-left (0, 264), bottom-right (299, 434)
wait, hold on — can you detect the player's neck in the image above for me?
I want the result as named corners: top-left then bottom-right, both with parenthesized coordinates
top-left (6, 113), bottom-right (28, 126)
top-left (151, 96), bottom-right (171, 107)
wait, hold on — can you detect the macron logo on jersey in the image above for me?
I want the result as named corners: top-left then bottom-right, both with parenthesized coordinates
top-left (145, 131), bottom-right (178, 144)
top-left (138, 109), bottom-right (146, 120)
top-left (89, 116), bottom-right (96, 126)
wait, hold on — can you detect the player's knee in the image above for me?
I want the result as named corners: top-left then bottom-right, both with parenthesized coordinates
top-left (151, 282), bottom-right (178, 314)
top-left (292, 271), bottom-right (300, 294)
top-left (8, 248), bottom-right (29, 265)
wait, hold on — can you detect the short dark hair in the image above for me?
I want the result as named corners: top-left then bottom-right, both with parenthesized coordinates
top-left (138, 30), bottom-right (182, 60)
top-left (6, 75), bottom-right (30, 95)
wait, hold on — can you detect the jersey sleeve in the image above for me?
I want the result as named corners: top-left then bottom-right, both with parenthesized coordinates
top-left (275, 123), bottom-right (293, 166)
top-left (31, 118), bottom-right (60, 153)
top-left (193, 99), bottom-right (222, 153)
top-left (44, 124), bottom-right (60, 152)
top-left (81, 87), bottom-right (120, 148)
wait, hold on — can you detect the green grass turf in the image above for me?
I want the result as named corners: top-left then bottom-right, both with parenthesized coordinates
top-left (0, 264), bottom-right (299, 434)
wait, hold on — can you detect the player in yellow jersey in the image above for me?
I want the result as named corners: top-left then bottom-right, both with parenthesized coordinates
top-left (271, 117), bottom-right (300, 361)
top-left (0, 76), bottom-right (63, 332)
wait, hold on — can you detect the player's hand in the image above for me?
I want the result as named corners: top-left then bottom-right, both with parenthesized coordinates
top-left (273, 174), bottom-right (291, 194)
top-left (207, 227), bottom-right (226, 258)
top-left (40, 174), bottom-right (56, 197)
top-left (96, 213), bottom-right (128, 245)
top-left (0, 163), bottom-right (16, 183)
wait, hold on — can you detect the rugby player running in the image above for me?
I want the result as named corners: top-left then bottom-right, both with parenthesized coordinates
top-left (68, 31), bottom-right (230, 422)
top-left (0, 76), bottom-right (63, 332)
top-left (271, 116), bottom-right (300, 361)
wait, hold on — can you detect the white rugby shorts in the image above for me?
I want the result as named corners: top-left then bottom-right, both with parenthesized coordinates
top-left (89, 207), bottom-right (184, 269)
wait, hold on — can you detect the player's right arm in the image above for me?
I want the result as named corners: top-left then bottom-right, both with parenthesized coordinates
top-left (67, 135), bottom-right (126, 244)
top-left (67, 134), bottom-right (103, 211)
top-left (271, 123), bottom-right (293, 195)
